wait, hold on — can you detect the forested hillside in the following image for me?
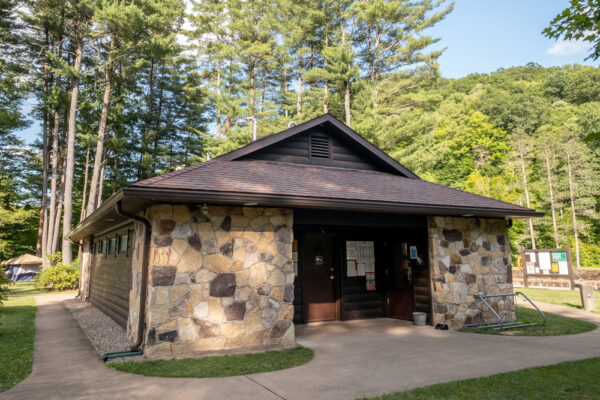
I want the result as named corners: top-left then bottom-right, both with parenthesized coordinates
top-left (1, 0), bottom-right (599, 268)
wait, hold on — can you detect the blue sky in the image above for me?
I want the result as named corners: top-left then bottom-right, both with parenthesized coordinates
top-left (15, 0), bottom-right (597, 144)
top-left (429, 0), bottom-right (595, 78)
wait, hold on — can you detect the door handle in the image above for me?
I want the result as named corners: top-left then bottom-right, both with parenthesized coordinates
top-left (330, 275), bottom-right (335, 280)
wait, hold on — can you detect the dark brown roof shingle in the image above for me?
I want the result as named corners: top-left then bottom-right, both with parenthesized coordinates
top-left (131, 159), bottom-right (538, 216)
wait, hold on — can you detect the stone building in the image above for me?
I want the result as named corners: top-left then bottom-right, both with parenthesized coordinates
top-left (68, 114), bottom-right (541, 359)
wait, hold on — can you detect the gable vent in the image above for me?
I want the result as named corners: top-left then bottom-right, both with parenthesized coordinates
top-left (310, 134), bottom-right (330, 159)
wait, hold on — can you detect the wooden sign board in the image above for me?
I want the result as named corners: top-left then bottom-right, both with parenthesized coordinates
top-left (520, 247), bottom-right (575, 289)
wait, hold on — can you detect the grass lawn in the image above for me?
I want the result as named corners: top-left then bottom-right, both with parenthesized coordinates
top-left (109, 346), bottom-right (314, 378)
top-left (517, 287), bottom-right (600, 313)
top-left (8, 281), bottom-right (77, 296)
top-left (0, 296), bottom-right (36, 392)
top-left (461, 306), bottom-right (596, 336)
top-left (365, 357), bottom-right (600, 399)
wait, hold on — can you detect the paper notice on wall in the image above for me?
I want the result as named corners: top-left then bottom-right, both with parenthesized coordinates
top-left (539, 252), bottom-right (551, 270)
top-left (356, 241), bottom-right (375, 265)
top-left (366, 272), bottom-right (376, 291)
top-left (357, 263), bottom-right (366, 276)
top-left (365, 262), bottom-right (375, 273)
top-left (347, 260), bottom-right (357, 277)
top-left (528, 252), bottom-right (536, 263)
top-left (558, 261), bottom-right (569, 275)
top-left (526, 262), bottom-right (536, 274)
top-left (346, 241), bottom-right (357, 260)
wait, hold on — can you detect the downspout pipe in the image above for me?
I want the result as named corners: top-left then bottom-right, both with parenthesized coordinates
top-left (115, 200), bottom-right (151, 352)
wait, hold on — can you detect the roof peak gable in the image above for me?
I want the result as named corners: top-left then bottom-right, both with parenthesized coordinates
top-left (218, 114), bottom-right (419, 178)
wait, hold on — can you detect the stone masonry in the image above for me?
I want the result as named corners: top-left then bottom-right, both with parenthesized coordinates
top-left (428, 216), bottom-right (513, 328)
top-left (134, 204), bottom-right (295, 359)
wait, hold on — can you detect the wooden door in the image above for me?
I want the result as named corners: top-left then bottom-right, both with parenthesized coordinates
top-left (386, 240), bottom-right (414, 320)
top-left (303, 233), bottom-right (337, 322)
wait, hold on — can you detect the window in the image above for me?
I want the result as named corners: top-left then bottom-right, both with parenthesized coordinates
top-left (109, 237), bottom-right (117, 254)
top-left (102, 240), bottom-right (107, 254)
top-left (119, 234), bottom-right (128, 253)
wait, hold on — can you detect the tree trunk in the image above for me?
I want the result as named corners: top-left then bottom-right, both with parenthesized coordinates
top-left (112, 152), bottom-right (118, 194)
top-left (46, 109), bottom-right (60, 255)
top-left (97, 154), bottom-right (106, 207)
top-left (39, 30), bottom-right (50, 261)
top-left (544, 149), bottom-right (559, 247)
top-left (296, 60), bottom-right (302, 116)
top-left (344, 80), bottom-right (351, 126)
top-left (62, 26), bottom-right (84, 264)
top-left (51, 155), bottom-right (66, 255)
top-left (80, 145), bottom-right (91, 221)
top-left (86, 40), bottom-right (113, 216)
top-left (216, 58), bottom-right (222, 137)
top-left (249, 55), bottom-right (255, 118)
top-left (518, 141), bottom-right (535, 249)
top-left (283, 61), bottom-right (288, 118)
top-left (566, 150), bottom-right (581, 269)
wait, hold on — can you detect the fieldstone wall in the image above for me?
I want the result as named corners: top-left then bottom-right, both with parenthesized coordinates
top-left (428, 217), bottom-right (513, 328)
top-left (137, 204), bottom-right (295, 359)
top-left (127, 220), bottom-right (146, 345)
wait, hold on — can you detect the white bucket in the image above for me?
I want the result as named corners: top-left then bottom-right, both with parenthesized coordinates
top-left (413, 312), bottom-right (427, 326)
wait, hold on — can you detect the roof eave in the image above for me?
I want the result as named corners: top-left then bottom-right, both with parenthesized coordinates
top-left (67, 186), bottom-right (543, 242)
top-left (66, 190), bottom-right (126, 241)
top-left (123, 186), bottom-right (544, 219)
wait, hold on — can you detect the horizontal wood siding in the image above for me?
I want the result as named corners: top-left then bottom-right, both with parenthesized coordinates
top-left (293, 275), bottom-right (303, 324)
top-left (341, 277), bottom-right (384, 320)
top-left (90, 224), bottom-right (133, 328)
top-left (239, 126), bottom-right (387, 172)
top-left (413, 266), bottom-right (431, 314)
top-left (293, 237), bottom-right (303, 323)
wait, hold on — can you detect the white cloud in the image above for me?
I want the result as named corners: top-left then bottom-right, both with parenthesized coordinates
top-left (546, 39), bottom-right (590, 57)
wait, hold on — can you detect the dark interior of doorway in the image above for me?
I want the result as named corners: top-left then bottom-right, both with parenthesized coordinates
top-left (293, 224), bottom-right (430, 324)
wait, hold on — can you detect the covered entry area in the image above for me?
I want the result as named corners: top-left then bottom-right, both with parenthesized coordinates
top-left (292, 210), bottom-right (431, 324)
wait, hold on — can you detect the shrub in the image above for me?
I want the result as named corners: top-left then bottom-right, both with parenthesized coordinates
top-left (36, 253), bottom-right (79, 291)
top-left (0, 270), bottom-right (12, 307)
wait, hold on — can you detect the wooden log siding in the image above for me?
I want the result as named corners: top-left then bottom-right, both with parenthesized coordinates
top-left (238, 127), bottom-right (385, 172)
top-left (90, 224), bottom-right (133, 328)
top-left (413, 267), bottom-right (431, 315)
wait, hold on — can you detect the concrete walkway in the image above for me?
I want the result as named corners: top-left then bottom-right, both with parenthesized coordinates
top-left (4, 295), bottom-right (600, 400)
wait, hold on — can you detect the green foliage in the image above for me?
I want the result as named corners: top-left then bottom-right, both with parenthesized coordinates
top-left (544, 0), bottom-right (600, 60)
top-left (0, 270), bottom-right (12, 307)
top-left (36, 253), bottom-right (79, 291)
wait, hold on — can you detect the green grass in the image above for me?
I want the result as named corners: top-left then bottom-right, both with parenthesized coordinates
top-left (109, 346), bottom-right (314, 378)
top-left (8, 281), bottom-right (77, 296)
top-left (517, 287), bottom-right (600, 313)
top-left (0, 296), bottom-right (36, 392)
top-left (364, 357), bottom-right (600, 400)
top-left (461, 306), bottom-right (596, 336)
top-left (8, 281), bottom-right (47, 295)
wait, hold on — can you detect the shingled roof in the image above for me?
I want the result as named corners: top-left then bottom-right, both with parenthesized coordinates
top-left (68, 114), bottom-right (542, 241)
top-left (129, 159), bottom-right (538, 216)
